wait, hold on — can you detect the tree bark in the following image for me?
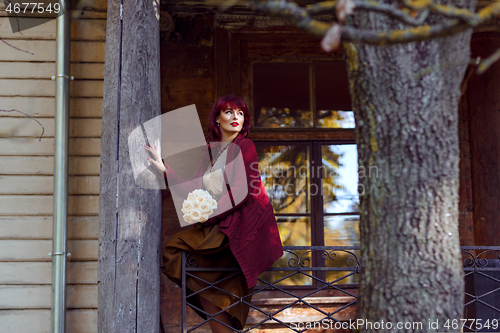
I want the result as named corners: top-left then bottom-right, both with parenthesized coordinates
top-left (345, 1), bottom-right (474, 330)
top-left (98, 0), bottom-right (162, 331)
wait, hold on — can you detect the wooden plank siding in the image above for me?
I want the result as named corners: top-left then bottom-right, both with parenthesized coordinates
top-left (0, 97), bottom-right (103, 118)
top-left (0, 156), bottom-right (100, 175)
top-left (0, 261), bottom-right (97, 285)
top-left (1, 309), bottom-right (97, 333)
top-left (0, 216), bottom-right (98, 239)
top-left (0, 175), bottom-right (100, 194)
top-left (0, 118), bottom-right (102, 137)
top-left (0, 2), bottom-right (105, 332)
top-left (0, 79), bottom-right (104, 97)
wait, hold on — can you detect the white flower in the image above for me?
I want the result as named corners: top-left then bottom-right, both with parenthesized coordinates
top-left (181, 189), bottom-right (218, 224)
top-left (189, 209), bottom-right (201, 221)
top-left (182, 201), bottom-right (193, 211)
top-left (208, 198), bottom-right (217, 209)
top-left (183, 214), bottom-right (194, 224)
top-left (195, 195), bottom-right (205, 205)
top-left (192, 189), bottom-right (204, 196)
top-left (187, 193), bottom-right (197, 204)
top-left (199, 203), bottom-right (211, 215)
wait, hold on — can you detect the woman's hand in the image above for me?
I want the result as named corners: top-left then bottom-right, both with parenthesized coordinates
top-left (145, 144), bottom-right (167, 173)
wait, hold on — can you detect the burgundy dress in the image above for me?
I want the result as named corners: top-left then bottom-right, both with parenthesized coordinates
top-left (162, 134), bottom-right (283, 329)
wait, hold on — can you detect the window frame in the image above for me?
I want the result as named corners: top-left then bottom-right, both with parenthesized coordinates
top-left (254, 139), bottom-right (359, 288)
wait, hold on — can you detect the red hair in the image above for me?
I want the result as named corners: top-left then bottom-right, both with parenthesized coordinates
top-left (206, 95), bottom-right (251, 143)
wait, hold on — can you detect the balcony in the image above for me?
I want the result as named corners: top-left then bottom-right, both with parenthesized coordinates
top-left (180, 246), bottom-right (500, 333)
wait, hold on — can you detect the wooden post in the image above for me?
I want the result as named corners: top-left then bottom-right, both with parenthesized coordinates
top-left (98, 0), bottom-right (162, 331)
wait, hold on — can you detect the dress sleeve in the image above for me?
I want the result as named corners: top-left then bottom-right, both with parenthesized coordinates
top-left (164, 147), bottom-right (209, 199)
top-left (203, 139), bottom-right (260, 226)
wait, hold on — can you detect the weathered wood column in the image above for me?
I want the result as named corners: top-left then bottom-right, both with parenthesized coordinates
top-left (98, 0), bottom-right (162, 331)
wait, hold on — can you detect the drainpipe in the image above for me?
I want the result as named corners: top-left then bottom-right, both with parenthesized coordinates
top-left (51, 6), bottom-right (71, 333)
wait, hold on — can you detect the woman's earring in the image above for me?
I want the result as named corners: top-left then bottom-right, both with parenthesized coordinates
top-left (216, 122), bottom-right (220, 127)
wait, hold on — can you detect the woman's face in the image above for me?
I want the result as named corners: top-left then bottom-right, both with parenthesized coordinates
top-left (216, 106), bottom-right (245, 137)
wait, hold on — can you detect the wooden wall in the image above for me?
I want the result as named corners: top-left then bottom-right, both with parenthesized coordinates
top-left (0, 3), bottom-right (106, 332)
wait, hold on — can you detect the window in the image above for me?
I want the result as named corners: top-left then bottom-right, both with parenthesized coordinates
top-left (251, 62), bottom-right (354, 129)
top-left (251, 61), bottom-right (359, 286)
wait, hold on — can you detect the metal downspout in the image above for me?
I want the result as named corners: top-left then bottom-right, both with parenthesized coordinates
top-left (51, 7), bottom-right (71, 333)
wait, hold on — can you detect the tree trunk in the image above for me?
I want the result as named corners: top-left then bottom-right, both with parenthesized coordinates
top-left (98, 0), bottom-right (162, 331)
top-left (345, 2), bottom-right (474, 330)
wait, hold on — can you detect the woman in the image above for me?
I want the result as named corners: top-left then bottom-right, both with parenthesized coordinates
top-left (146, 95), bottom-right (283, 333)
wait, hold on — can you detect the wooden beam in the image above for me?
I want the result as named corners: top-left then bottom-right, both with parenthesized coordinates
top-left (98, 0), bottom-right (162, 332)
top-left (469, 32), bottom-right (500, 247)
top-left (248, 129), bottom-right (356, 141)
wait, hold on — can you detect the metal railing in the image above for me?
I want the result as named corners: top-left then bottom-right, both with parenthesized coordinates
top-left (181, 246), bottom-right (500, 333)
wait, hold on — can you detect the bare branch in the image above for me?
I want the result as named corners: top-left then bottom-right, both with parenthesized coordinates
top-left (402, 0), bottom-right (433, 11)
top-left (430, 4), bottom-right (478, 24)
top-left (336, 0), bottom-right (356, 22)
top-left (460, 65), bottom-right (475, 95)
top-left (322, 24), bottom-right (342, 51)
top-left (0, 109), bottom-right (45, 141)
top-left (476, 47), bottom-right (500, 74)
top-left (308, 0), bottom-right (430, 26)
top-left (248, 0), bottom-right (331, 36)
top-left (247, 0), bottom-right (500, 46)
top-left (0, 38), bottom-right (34, 55)
top-left (403, 0), bottom-right (479, 25)
top-left (306, 1), bottom-right (338, 14)
top-left (0, 23), bottom-right (33, 55)
top-left (342, 18), bottom-right (466, 45)
top-left (355, 1), bottom-right (429, 26)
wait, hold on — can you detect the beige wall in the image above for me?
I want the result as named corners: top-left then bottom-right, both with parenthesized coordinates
top-left (0, 4), bottom-right (106, 332)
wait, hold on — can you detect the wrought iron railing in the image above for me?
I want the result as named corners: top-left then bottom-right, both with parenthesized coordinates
top-left (462, 246), bottom-right (500, 332)
top-left (181, 246), bottom-right (500, 333)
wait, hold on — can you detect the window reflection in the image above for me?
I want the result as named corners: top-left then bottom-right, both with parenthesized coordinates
top-left (322, 144), bottom-right (359, 214)
top-left (317, 110), bottom-right (355, 128)
top-left (324, 215), bottom-right (359, 247)
top-left (322, 144), bottom-right (360, 285)
top-left (252, 61), bottom-right (353, 129)
top-left (315, 61), bottom-right (352, 129)
top-left (253, 63), bottom-right (313, 128)
top-left (324, 215), bottom-right (360, 284)
top-left (257, 107), bottom-right (313, 128)
top-left (256, 145), bottom-right (310, 214)
top-left (258, 216), bottom-right (312, 286)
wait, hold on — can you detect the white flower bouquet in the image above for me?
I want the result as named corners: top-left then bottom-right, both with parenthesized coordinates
top-left (181, 189), bottom-right (217, 224)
